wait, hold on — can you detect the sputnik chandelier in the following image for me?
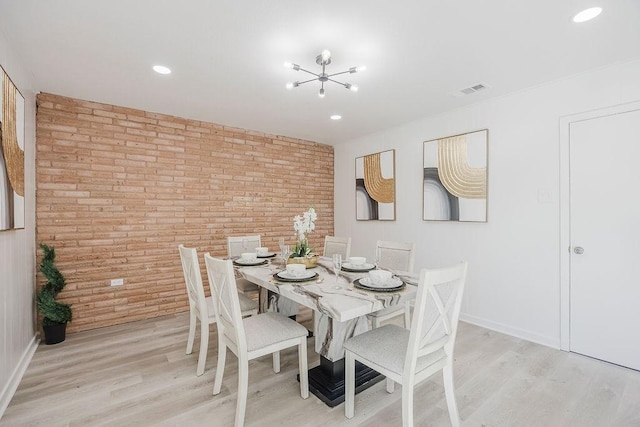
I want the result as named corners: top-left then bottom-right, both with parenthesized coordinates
top-left (284, 49), bottom-right (366, 98)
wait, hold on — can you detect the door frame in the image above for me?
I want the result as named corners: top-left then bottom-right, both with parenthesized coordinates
top-left (559, 100), bottom-right (640, 351)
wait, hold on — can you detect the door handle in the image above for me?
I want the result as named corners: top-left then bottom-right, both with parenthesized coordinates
top-left (573, 246), bottom-right (584, 255)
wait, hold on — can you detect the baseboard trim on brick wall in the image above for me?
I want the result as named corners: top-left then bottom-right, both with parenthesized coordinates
top-left (460, 314), bottom-right (560, 350)
top-left (0, 334), bottom-right (39, 419)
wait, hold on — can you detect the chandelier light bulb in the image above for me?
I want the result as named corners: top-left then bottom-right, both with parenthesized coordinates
top-left (319, 88), bottom-right (325, 98)
top-left (350, 85), bottom-right (358, 92)
top-left (284, 62), bottom-right (293, 69)
top-left (356, 65), bottom-right (367, 72)
top-left (286, 82), bottom-right (294, 89)
top-left (321, 49), bottom-right (331, 62)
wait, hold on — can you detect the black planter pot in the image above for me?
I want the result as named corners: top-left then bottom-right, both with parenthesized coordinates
top-left (43, 321), bottom-right (67, 345)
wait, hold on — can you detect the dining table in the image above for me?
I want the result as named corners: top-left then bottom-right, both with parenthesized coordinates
top-left (236, 256), bottom-right (418, 407)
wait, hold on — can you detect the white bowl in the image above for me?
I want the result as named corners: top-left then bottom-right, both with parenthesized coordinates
top-left (368, 269), bottom-right (393, 285)
top-left (348, 256), bottom-right (366, 266)
top-left (255, 247), bottom-right (268, 256)
top-left (286, 264), bottom-right (306, 276)
top-left (241, 252), bottom-right (257, 261)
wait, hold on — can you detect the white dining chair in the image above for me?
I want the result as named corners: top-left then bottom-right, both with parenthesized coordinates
top-left (204, 253), bottom-right (309, 427)
top-left (322, 235), bottom-right (352, 259)
top-left (367, 240), bottom-right (416, 329)
top-left (226, 235), bottom-right (262, 296)
top-left (178, 244), bottom-right (258, 376)
top-left (344, 262), bottom-right (468, 427)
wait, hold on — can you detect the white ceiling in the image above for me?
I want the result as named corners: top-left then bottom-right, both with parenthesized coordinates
top-left (1, 1), bottom-right (639, 145)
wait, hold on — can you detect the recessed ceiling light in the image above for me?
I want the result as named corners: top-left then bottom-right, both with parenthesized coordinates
top-left (153, 65), bottom-right (172, 75)
top-left (572, 7), bottom-right (602, 23)
top-left (330, 115), bottom-right (342, 120)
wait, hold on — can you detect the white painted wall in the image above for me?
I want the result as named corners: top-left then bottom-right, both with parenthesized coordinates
top-left (334, 59), bottom-right (640, 348)
top-left (0, 29), bottom-right (37, 417)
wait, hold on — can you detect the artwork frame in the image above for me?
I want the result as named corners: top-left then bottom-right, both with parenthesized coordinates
top-left (423, 129), bottom-right (488, 222)
top-left (355, 149), bottom-right (396, 221)
top-left (0, 64), bottom-right (26, 231)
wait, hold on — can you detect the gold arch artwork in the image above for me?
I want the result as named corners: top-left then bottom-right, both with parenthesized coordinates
top-left (355, 149), bottom-right (396, 220)
top-left (0, 65), bottom-right (26, 230)
top-left (423, 130), bottom-right (488, 222)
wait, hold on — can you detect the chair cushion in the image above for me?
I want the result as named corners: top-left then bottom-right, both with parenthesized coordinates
top-left (238, 293), bottom-right (259, 313)
top-left (242, 312), bottom-right (308, 352)
top-left (205, 293), bottom-right (257, 320)
top-left (236, 277), bottom-right (260, 292)
top-left (343, 324), bottom-right (446, 376)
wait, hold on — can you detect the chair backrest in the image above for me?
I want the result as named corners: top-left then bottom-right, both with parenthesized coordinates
top-left (227, 235), bottom-right (262, 258)
top-left (178, 244), bottom-right (209, 319)
top-left (323, 236), bottom-right (352, 259)
top-left (375, 240), bottom-right (416, 273)
top-left (203, 253), bottom-right (247, 353)
top-left (405, 262), bottom-right (468, 377)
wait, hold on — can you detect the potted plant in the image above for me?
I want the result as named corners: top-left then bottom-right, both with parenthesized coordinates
top-left (288, 207), bottom-right (319, 268)
top-left (37, 243), bottom-right (72, 344)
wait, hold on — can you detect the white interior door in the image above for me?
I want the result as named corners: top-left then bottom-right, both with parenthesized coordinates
top-left (569, 107), bottom-right (640, 370)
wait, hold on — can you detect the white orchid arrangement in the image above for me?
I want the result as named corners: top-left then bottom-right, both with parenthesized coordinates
top-left (292, 207), bottom-right (317, 258)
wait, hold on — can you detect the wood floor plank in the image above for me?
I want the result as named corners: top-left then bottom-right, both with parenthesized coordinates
top-left (2, 311), bottom-right (639, 426)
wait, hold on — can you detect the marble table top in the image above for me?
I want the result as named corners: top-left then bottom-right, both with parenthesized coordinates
top-left (238, 257), bottom-right (418, 323)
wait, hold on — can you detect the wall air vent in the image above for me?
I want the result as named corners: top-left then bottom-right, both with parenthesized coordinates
top-left (451, 83), bottom-right (490, 97)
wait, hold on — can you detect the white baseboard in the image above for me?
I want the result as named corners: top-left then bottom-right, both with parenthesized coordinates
top-left (460, 313), bottom-right (561, 350)
top-left (0, 335), bottom-right (39, 419)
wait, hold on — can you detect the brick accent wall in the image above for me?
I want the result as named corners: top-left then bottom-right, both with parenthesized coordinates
top-left (36, 93), bottom-right (334, 333)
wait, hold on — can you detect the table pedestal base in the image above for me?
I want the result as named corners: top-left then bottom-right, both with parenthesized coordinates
top-left (306, 355), bottom-right (384, 407)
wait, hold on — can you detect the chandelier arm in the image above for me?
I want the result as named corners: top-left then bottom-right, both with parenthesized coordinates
top-left (327, 78), bottom-right (348, 86)
top-left (326, 70), bottom-right (352, 78)
top-left (296, 77), bottom-right (321, 85)
top-left (296, 67), bottom-right (320, 77)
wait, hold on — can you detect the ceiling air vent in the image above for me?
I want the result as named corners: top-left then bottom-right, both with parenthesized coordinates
top-left (452, 83), bottom-right (489, 97)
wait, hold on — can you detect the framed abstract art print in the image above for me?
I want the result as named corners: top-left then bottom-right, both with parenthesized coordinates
top-left (0, 65), bottom-right (25, 231)
top-left (423, 130), bottom-right (487, 222)
top-left (355, 149), bottom-right (395, 221)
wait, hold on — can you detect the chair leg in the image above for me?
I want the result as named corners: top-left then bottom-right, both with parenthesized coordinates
top-left (196, 320), bottom-right (209, 376)
top-left (272, 351), bottom-right (280, 373)
top-left (186, 311), bottom-right (196, 355)
top-left (235, 354), bottom-right (249, 427)
top-left (345, 351), bottom-right (356, 419)
top-left (213, 340), bottom-right (226, 395)
top-left (443, 365), bottom-right (460, 427)
top-left (298, 338), bottom-right (309, 399)
top-left (386, 377), bottom-right (395, 393)
top-left (401, 379), bottom-right (414, 427)
top-left (403, 302), bottom-right (412, 329)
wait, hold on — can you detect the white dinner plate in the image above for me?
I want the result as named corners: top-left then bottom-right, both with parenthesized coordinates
top-left (274, 270), bottom-right (319, 282)
top-left (257, 252), bottom-right (276, 258)
top-left (358, 276), bottom-right (404, 289)
top-left (341, 262), bottom-right (376, 272)
top-left (233, 258), bottom-right (267, 266)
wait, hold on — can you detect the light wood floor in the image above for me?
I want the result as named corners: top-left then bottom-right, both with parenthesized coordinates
top-left (3, 310), bottom-right (640, 426)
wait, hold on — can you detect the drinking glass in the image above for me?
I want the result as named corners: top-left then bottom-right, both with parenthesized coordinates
top-left (374, 249), bottom-right (381, 270)
top-left (332, 253), bottom-right (342, 285)
top-left (281, 245), bottom-right (291, 265)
